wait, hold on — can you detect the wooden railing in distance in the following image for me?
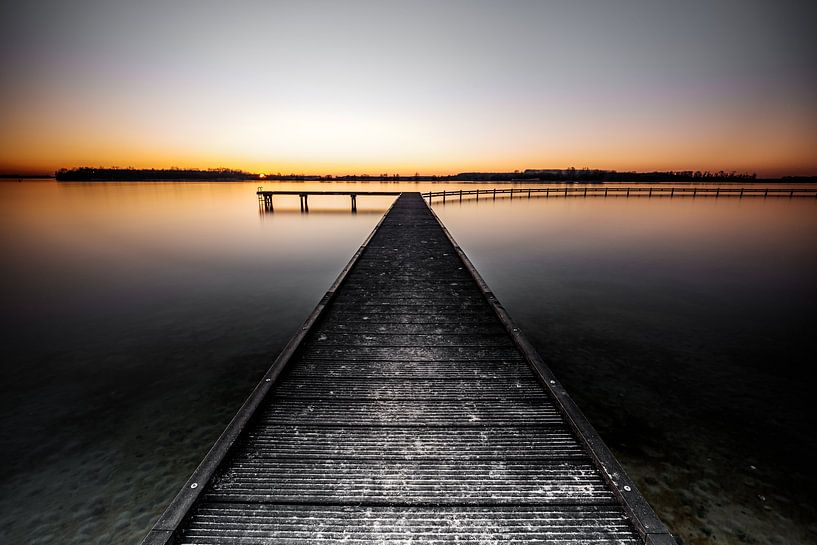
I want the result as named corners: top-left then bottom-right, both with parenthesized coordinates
top-left (421, 186), bottom-right (817, 203)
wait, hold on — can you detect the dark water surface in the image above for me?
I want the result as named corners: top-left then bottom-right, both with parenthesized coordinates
top-left (1, 181), bottom-right (815, 545)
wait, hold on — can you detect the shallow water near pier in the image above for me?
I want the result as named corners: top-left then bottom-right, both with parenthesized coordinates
top-left (1, 180), bottom-right (816, 544)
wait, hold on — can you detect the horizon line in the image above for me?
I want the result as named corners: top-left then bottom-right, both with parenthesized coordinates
top-left (7, 165), bottom-right (817, 179)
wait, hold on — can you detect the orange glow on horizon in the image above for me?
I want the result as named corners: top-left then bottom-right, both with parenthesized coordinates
top-left (2, 155), bottom-right (816, 179)
top-left (2, 108), bottom-right (815, 178)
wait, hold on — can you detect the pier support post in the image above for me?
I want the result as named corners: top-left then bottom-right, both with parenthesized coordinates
top-left (351, 194), bottom-right (357, 213)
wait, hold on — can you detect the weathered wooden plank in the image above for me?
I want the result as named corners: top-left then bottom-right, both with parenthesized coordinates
top-left (300, 346), bottom-right (525, 360)
top-left (318, 312), bottom-right (500, 325)
top-left (289, 359), bottom-right (536, 379)
top-left (237, 426), bottom-right (586, 460)
top-left (335, 285), bottom-right (482, 293)
top-left (209, 460), bottom-right (615, 505)
top-left (181, 504), bottom-right (640, 545)
top-left (259, 398), bottom-right (564, 427)
top-left (307, 332), bottom-right (513, 347)
top-left (315, 322), bottom-right (508, 334)
top-left (328, 303), bottom-right (489, 314)
top-left (320, 313), bottom-right (498, 325)
top-left (272, 377), bottom-right (546, 400)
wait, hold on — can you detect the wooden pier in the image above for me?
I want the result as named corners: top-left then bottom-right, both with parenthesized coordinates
top-left (257, 189), bottom-right (401, 212)
top-left (143, 192), bottom-right (675, 545)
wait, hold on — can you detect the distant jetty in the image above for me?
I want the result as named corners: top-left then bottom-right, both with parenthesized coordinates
top-left (53, 166), bottom-right (815, 183)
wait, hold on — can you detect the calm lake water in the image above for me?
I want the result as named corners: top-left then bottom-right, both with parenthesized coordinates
top-left (1, 181), bottom-right (815, 545)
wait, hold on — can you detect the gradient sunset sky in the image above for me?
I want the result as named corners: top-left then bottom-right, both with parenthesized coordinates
top-left (1, 0), bottom-right (815, 176)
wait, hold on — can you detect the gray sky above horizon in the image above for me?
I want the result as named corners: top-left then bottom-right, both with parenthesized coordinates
top-left (1, 0), bottom-right (816, 175)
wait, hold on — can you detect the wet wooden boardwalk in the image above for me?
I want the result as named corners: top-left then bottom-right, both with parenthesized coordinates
top-left (143, 192), bottom-right (674, 545)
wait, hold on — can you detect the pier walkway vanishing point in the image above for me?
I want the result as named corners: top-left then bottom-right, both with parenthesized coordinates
top-left (143, 192), bottom-right (675, 545)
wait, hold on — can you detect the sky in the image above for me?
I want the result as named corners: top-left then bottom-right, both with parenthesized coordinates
top-left (1, 0), bottom-right (815, 176)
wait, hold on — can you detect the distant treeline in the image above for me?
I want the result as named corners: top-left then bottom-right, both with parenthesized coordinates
top-left (54, 166), bottom-right (815, 183)
top-left (451, 168), bottom-right (759, 182)
top-left (778, 176), bottom-right (817, 183)
top-left (286, 169), bottom-right (761, 183)
top-left (55, 167), bottom-right (256, 181)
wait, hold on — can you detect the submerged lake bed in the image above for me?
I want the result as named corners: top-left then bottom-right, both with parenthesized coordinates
top-left (1, 181), bottom-right (816, 545)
